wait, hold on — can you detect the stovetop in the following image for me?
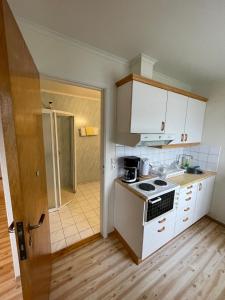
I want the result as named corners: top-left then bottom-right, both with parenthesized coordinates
top-left (129, 177), bottom-right (178, 200)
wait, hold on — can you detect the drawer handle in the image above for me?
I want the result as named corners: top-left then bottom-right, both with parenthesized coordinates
top-left (186, 191), bottom-right (192, 195)
top-left (183, 217), bottom-right (189, 222)
top-left (158, 218), bottom-right (166, 224)
top-left (158, 226), bottom-right (165, 233)
top-left (184, 207), bottom-right (190, 211)
top-left (185, 197), bottom-right (192, 201)
top-left (187, 185), bottom-right (193, 189)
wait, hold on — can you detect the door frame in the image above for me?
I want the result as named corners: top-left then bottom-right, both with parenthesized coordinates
top-left (40, 75), bottom-right (106, 238)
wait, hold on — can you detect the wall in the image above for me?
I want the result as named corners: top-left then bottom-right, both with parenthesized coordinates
top-left (15, 18), bottom-right (195, 235)
top-left (200, 83), bottom-right (225, 224)
top-left (116, 144), bottom-right (221, 176)
top-left (42, 91), bottom-right (101, 184)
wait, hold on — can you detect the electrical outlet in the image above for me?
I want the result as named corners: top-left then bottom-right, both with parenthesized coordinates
top-left (111, 158), bottom-right (117, 170)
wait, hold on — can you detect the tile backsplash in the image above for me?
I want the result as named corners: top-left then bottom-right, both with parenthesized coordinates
top-left (115, 144), bottom-right (221, 175)
top-left (183, 145), bottom-right (221, 172)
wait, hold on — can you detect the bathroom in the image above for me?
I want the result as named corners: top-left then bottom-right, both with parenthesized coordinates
top-left (41, 79), bottom-right (102, 252)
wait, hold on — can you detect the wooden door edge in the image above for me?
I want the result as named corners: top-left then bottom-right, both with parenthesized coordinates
top-left (51, 233), bottom-right (102, 261)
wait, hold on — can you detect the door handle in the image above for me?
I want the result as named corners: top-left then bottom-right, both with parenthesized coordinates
top-left (28, 214), bottom-right (45, 232)
top-left (8, 221), bottom-right (15, 233)
top-left (161, 121), bottom-right (165, 131)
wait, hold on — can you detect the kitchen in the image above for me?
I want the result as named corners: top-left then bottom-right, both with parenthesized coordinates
top-left (113, 67), bottom-right (220, 263)
top-left (2, 1), bottom-right (225, 299)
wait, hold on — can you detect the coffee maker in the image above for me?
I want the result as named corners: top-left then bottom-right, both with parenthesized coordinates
top-left (122, 156), bottom-right (140, 183)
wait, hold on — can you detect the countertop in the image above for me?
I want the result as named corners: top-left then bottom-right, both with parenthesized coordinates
top-left (116, 171), bottom-right (216, 200)
top-left (168, 171), bottom-right (217, 187)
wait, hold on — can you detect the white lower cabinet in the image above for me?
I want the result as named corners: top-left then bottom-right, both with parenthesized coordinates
top-left (175, 176), bottom-right (215, 236)
top-left (193, 176), bottom-right (215, 223)
top-left (142, 210), bottom-right (176, 259)
top-left (115, 177), bottom-right (215, 263)
top-left (175, 183), bottom-right (197, 235)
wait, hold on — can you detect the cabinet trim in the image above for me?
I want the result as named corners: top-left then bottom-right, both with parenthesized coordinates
top-left (116, 74), bottom-right (208, 103)
top-left (154, 142), bottom-right (200, 149)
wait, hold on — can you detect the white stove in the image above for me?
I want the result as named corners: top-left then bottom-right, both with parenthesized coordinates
top-left (129, 177), bottom-right (179, 200)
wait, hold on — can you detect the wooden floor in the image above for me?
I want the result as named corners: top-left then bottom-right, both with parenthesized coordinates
top-left (0, 182), bottom-right (22, 300)
top-left (50, 217), bottom-right (225, 300)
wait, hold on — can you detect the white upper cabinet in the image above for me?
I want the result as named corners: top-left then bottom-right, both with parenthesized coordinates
top-left (130, 81), bottom-right (167, 133)
top-left (116, 75), bottom-right (207, 145)
top-left (165, 92), bottom-right (188, 144)
top-left (185, 98), bottom-right (206, 143)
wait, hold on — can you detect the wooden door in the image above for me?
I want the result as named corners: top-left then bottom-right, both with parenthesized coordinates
top-left (131, 81), bottom-right (167, 133)
top-left (165, 92), bottom-right (188, 144)
top-left (185, 98), bottom-right (206, 143)
top-left (0, 1), bottom-right (51, 299)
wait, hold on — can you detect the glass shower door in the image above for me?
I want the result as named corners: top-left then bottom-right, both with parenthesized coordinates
top-left (55, 112), bottom-right (76, 206)
top-left (42, 110), bottom-right (59, 210)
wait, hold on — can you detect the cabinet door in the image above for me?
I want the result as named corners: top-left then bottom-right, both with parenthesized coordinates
top-left (131, 81), bottom-right (167, 133)
top-left (142, 210), bottom-right (175, 259)
top-left (194, 177), bottom-right (215, 222)
top-left (185, 98), bottom-right (206, 143)
top-left (165, 92), bottom-right (188, 144)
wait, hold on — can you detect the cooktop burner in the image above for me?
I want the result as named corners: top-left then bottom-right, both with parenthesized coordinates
top-left (139, 183), bottom-right (156, 191)
top-left (154, 179), bottom-right (167, 186)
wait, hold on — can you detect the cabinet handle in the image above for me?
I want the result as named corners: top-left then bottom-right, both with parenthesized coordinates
top-left (185, 197), bottom-right (192, 201)
top-left (186, 191), bottom-right (192, 195)
top-left (161, 121), bottom-right (165, 131)
top-left (158, 218), bottom-right (166, 224)
top-left (187, 185), bottom-right (193, 189)
top-left (183, 217), bottom-right (189, 222)
top-left (181, 133), bottom-right (184, 142)
top-left (184, 133), bottom-right (188, 142)
top-left (184, 207), bottom-right (190, 211)
top-left (199, 183), bottom-right (203, 191)
top-left (158, 226), bottom-right (165, 233)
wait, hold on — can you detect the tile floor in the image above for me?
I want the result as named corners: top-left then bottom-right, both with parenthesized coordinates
top-left (49, 181), bottom-right (100, 253)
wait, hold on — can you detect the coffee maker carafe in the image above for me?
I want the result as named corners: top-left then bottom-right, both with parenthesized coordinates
top-left (122, 156), bottom-right (140, 183)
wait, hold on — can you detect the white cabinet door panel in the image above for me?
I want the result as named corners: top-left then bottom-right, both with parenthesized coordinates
top-left (185, 98), bottom-right (206, 143)
top-left (194, 177), bottom-right (215, 222)
top-left (165, 92), bottom-right (188, 144)
top-left (142, 210), bottom-right (175, 259)
top-left (131, 81), bottom-right (167, 133)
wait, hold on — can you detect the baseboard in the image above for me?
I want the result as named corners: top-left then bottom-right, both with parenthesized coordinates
top-left (206, 215), bottom-right (225, 228)
top-left (113, 228), bottom-right (141, 265)
top-left (51, 233), bottom-right (102, 260)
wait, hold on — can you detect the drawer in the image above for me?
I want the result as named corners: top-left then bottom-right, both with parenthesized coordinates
top-left (142, 210), bottom-right (176, 259)
top-left (181, 184), bottom-right (195, 194)
top-left (178, 184), bottom-right (197, 209)
top-left (175, 209), bottom-right (194, 236)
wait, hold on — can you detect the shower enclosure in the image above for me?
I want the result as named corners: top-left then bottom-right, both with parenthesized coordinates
top-left (42, 109), bottom-right (76, 211)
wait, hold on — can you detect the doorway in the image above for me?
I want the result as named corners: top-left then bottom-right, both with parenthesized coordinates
top-left (41, 79), bottom-right (102, 253)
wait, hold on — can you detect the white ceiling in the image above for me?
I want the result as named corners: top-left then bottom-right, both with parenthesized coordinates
top-left (8, 0), bottom-right (225, 85)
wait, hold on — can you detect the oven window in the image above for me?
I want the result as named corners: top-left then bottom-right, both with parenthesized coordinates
top-left (146, 190), bottom-right (175, 222)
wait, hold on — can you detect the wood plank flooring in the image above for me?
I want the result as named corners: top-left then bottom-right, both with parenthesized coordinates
top-left (50, 217), bottom-right (225, 300)
top-left (0, 182), bottom-right (22, 300)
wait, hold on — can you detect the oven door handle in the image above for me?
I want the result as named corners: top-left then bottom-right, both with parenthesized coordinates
top-left (150, 197), bottom-right (162, 204)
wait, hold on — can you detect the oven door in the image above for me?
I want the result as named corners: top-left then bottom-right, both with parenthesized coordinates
top-left (146, 190), bottom-right (175, 222)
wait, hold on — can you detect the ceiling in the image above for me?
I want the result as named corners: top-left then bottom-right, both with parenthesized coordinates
top-left (8, 0), bottom-right (225, 86)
